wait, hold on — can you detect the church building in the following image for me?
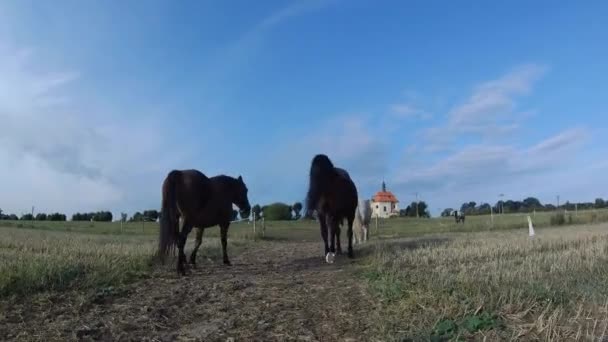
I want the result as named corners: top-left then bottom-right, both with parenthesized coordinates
top-left (371, 181), bottom-right (399, 218)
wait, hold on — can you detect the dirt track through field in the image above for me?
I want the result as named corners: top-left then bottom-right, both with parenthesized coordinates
top-left (0, 241), bottom-right (379, 342)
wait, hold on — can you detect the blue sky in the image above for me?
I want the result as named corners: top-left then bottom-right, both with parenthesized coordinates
top-left (0, 0), bottom-right (606, 217)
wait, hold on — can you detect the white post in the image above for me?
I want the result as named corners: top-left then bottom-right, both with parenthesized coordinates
top-left (253, 211), bottom-right (256, 235)
top-left (490, 206), bottom-right (494, 228)
top-left (375, 215), bottom-right (379, 234)
top-left (527, 215), bottom-right (535, 238)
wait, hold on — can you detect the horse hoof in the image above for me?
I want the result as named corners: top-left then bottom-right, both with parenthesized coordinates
top-left (325, 252), bottom-right (335, 264)
top-left (223, 260), bottom-right (232, 266)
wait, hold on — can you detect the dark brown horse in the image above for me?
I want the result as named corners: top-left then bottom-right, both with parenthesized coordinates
top-left (158, 169), bottom-right (251, 275)
top-left (305, 154), bottom-right (358, 263)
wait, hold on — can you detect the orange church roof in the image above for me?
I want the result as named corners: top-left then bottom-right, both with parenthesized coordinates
top-left (372, 191), bottom-right (399, 203)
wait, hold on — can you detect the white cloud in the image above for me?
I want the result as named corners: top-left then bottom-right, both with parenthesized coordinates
top-left (423, 63), bottom-right (548, 149)
top-left (0, 43), bottom-right (185, 216)
top-left (257, 0), bottom-right (338, 31)
top-left (389, 103), bottom-right (431, 120)
top-left (394, 127), bottom-right (589, 212)
top-left (450, 64), bottom-right (547, 125)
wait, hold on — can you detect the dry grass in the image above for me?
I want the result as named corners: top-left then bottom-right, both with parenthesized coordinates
top-left (361, 223), bottom-right (608, 341)
top-left (0, 227), bottom-right (237, 297)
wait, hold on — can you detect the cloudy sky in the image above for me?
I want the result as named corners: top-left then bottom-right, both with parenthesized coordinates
top-left (0, 0), bottom-right (606, 217)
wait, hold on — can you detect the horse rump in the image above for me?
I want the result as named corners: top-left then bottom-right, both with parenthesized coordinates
top-left (158, 170), bottom-right (180, 263)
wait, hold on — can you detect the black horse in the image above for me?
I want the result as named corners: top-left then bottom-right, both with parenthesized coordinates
top-left (305, 154), bottom-right (358, 263)
top-left (158, 169), bottom-right (251, 275)
top-left (454, 210), bottom-right (465, 224)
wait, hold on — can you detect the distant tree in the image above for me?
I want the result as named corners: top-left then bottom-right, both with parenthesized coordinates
top-left (143, 210), bottom-right (159, 221)
top-left (121, 213), bottom-right (128, 222)
top-left (292, 202), bottom-right (303, 220)
top-left (251, 204), bottom-right (262, 220)
top-left (35, 213), bottom-right (47, 221)
top-left (48, 213), bottom-right (66, 221)
top-left (401, 201), bottom-right (430, 218)
top-left (263, 202), bottom-right (293, 221)
top-left (417, 201), bottom-right (430, 218)
top-left (460, 202), bottom-right (477, 215)
top-left (523, 197), bottom-right (542, 210)
top-left (21, 213), bottom-right (33, 221)
top-left (130, 212), bottom-right (143, 222)
top-left (92, 211), bottom-right (112, 222)
top-left (8, 214), bottom-right (18, 220)
top-left (441, 208), bottom-right (454, 217)
top-left (477, 203), bottom-right (491, 215)
top-left (595, 198), bottom-right (606, 209)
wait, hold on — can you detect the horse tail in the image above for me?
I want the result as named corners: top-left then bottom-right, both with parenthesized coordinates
top-left (158, 170), bottom-right (180, 262)
top-left (305, 154), bottom-right (335, 214)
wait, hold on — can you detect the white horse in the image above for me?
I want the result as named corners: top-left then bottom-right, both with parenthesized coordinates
top-left (352, 199), bottom-right (372, 245)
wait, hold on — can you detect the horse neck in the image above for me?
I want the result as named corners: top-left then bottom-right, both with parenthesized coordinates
top-left (213, 176), bottom-right (238, 201)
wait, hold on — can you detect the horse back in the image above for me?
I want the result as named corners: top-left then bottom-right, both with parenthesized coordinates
top-left (325, 167), bottom-right (358, 218)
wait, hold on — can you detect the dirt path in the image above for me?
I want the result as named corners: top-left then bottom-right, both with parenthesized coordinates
top-left (1, 241), bottom-right (379, 342)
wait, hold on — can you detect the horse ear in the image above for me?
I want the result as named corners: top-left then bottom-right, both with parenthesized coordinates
top-left (238, 175), bottom-right (243, 182)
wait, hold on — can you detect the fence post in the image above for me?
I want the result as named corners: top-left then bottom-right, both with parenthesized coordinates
top-left (253, 212), bottom-right (256, 235)
top-left (375, 215), bottom-right (379, 234)
top-left (262, 217), bottom-right (266, 238)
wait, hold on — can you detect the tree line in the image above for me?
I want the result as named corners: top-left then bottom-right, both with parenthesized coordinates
top-left (0, 208), bottom-right (68, 221)
top-left (398, 201), bottom-right (431, 218)
top-left (249, 202), bottom-right (304, 221)
top-left (440, 197), bottom-right (608, 217)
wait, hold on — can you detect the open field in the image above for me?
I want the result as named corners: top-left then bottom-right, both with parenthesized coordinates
top-left (2, 210), bottom-right (608, 340)
top-left (2, 207), bottom-right (608, 238)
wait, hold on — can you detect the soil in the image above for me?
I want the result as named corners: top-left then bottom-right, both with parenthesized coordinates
top-left (0, 241), bottom-right (380, 342)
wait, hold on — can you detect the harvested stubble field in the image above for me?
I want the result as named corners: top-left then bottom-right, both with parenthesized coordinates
top-left (1, 211), bottom-right (608, 341)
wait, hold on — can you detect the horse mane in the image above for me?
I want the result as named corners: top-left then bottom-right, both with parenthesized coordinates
top-left (211, 174), bottom-right (238, 184)
top-left (305, 154), bottom-right (337, 213)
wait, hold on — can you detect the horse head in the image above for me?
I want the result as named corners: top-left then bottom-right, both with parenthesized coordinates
top-left (305, 154), bottom-right (336, 214)
top-left (233, 175), bottom-right (251, 219)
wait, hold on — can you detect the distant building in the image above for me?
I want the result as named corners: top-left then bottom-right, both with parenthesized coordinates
top-left (371, 181), bottom-right (399, 218)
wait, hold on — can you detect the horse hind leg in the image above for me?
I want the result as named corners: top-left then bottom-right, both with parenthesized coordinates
top-left (189, 227), bottom-right (204, 267)
top-left (319, 215), bottom-right (330, 260)
top-left (326, 216), bottom-right (337, 264)
top-left (346, 215), bottom-right (354, 259)
top-left (177, 219), bottom-right (194, 276)
top-left (335, 222), bottom-right (343, 255)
